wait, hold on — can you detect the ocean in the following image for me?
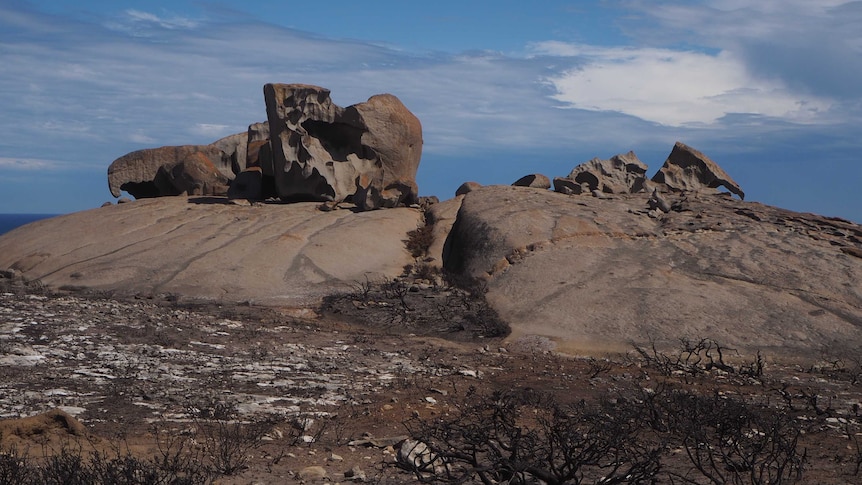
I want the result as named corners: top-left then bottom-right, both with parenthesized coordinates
top-left (0, 214), bottom-right (59, 235)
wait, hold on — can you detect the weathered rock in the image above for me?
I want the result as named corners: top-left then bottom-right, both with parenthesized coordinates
top-left (648, 188), bottom-right (671, 213)
top-left (0, 197), bottom-right (422, 307)
top-left (455, 181), bottom-right (482, 196)
top-left (426, 195), bottom-right (465, 268)
top-left (227, 167), bottom-right (263, 200)
top-left (564, 152), bottom-right (648, 194)
top-left (418, 196), bottom-right (440, 211)
top-left (652, 141), bottom-right (745, 199)
top-left (107, 145), bottom-right (231, 198)
top-left (444, 185), bottom-right (862, 354)
top-left (552, 177), bottom-right (584, 195)
top-left (264, 83), bottom-right (422, 209)
top-left (298, 465), bottom-right (327, 480)
top-left (344, 466), bottom-right (367, 481)
top-left (210, 132), bottom-right (247, 177)
top-left (512, 173), bottom-right (551, 189)
top-left (210, 121), bottom-right (270, 177)
top-left (158, 151), bottom-right (231, 196)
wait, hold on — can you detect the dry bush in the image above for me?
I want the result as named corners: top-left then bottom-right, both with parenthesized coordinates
top-left (405, 223), bottom-right (435, 258)
top-left (186, 400), bottom-right (276, 476)
top-left (404, 389), bottom-right (661, 484)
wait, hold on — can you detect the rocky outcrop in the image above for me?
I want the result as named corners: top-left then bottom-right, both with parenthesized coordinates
top-left (561, 152), bottom-right (648, 194)
top-left (264, 83), bottom-right (422, 209)
top-left (443, 185), bottom-right (862, 354)
top-left (0, 197), bottom-right (422, 306)
top-left (552, 177), bottom-right (585, 195)
top-left (652, 141), bottom-right (745, 199)
top-left (107, 145), bottom-right (231, 198)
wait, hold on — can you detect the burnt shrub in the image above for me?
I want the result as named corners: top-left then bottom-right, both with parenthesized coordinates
top-left (404, 389), bottom-right (661, 484)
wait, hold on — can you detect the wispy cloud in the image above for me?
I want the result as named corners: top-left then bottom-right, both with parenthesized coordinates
top-left (0, 157), bottom-right (72, 171)
top-left (104, 9), bottom-right (199, 36)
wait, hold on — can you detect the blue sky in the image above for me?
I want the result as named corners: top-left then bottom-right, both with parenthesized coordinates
top-left (1, 0), bottom-right (860, 222)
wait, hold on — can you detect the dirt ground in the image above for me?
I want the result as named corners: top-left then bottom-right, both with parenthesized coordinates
top-left (2, 274), bottom-right (862, 483)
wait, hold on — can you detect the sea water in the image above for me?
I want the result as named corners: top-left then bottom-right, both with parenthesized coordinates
top-left (0, 214), bottom-right (58, 235)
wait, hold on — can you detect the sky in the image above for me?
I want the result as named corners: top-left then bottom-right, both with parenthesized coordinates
top-left (0, 0), bottom-right (860, 222)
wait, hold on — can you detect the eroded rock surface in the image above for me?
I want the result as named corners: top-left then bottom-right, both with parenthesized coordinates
top-left (264, 83), bottom-right (422, 209)
top-left (444, 185), bottom-right (862, 354)
top-left (107, 145), bottom-right (231, 198)
top-left (653, 141), bottom-right (745, 199)
top-left (561, 152), bottom-right (648, 194)
top-left (0, 197), bottom-right (421, 306)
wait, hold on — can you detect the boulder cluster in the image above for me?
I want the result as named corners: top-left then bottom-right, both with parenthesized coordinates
top-left (504, 141), bottom-right (744, 204)
top-left (107, 84), bottom-right (423, 210)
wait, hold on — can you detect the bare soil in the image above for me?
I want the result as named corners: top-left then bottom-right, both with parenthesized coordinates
top-left (2, 275), bottom-right (862, 483)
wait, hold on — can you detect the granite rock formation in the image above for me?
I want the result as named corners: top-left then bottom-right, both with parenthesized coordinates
top-left (443, 185), bottom-right (861, 353)
top-left (557, 152), bottom-right (648, 195)
top-left (107, 145), bottom-right (232, 198)
top-left (264, 83), bottom-right (422, 209)
top-left (108, 84), bottom-right (421, 209)
top-left (652, 141), bottom-right (745, 199)
top-left (0, 198), bottom-right (421, 306)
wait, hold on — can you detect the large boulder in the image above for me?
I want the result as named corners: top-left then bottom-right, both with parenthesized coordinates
top-left (562, 152), bottom-right (648, 194)
top-left (652, 141), bottom-right (745, 199)
top-left (444, 185), bottom-right (862, 354)
top-left (107, 145), bottom-right (231, 198)
top-left (263, 83), bottom-right (422, 209)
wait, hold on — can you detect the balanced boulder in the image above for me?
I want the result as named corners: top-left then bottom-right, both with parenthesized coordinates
top-left (652, 141), bottom-right (745, 199)
top-left (264, 83), bottom-right (422, 209)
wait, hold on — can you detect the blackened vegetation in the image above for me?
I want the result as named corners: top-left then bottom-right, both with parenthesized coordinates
top-left (320, 272), bottom-right (509, 340)
top-left (400, 338), bottom-right (862, 484)
top-left (405, 389), bottom-right (662, 484)
top-left (405, 385), bottom-right (806, 484)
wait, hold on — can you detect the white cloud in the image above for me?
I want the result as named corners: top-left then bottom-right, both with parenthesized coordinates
top-left (538, 43), bottom-right (833, 126)
top-left (622, 1), bottom-right (862, 99)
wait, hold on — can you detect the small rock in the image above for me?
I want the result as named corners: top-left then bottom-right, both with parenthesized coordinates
top-left (330, 453), bottom-right (343, 461)
top-left (344, 465), bottom-right (367, 481)
top-left (117, 197), bottom-right (132, 204)
top-left (298, 465), bottom-right (327, 480)
top-left (512, 173), bottom-right (551, 189)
